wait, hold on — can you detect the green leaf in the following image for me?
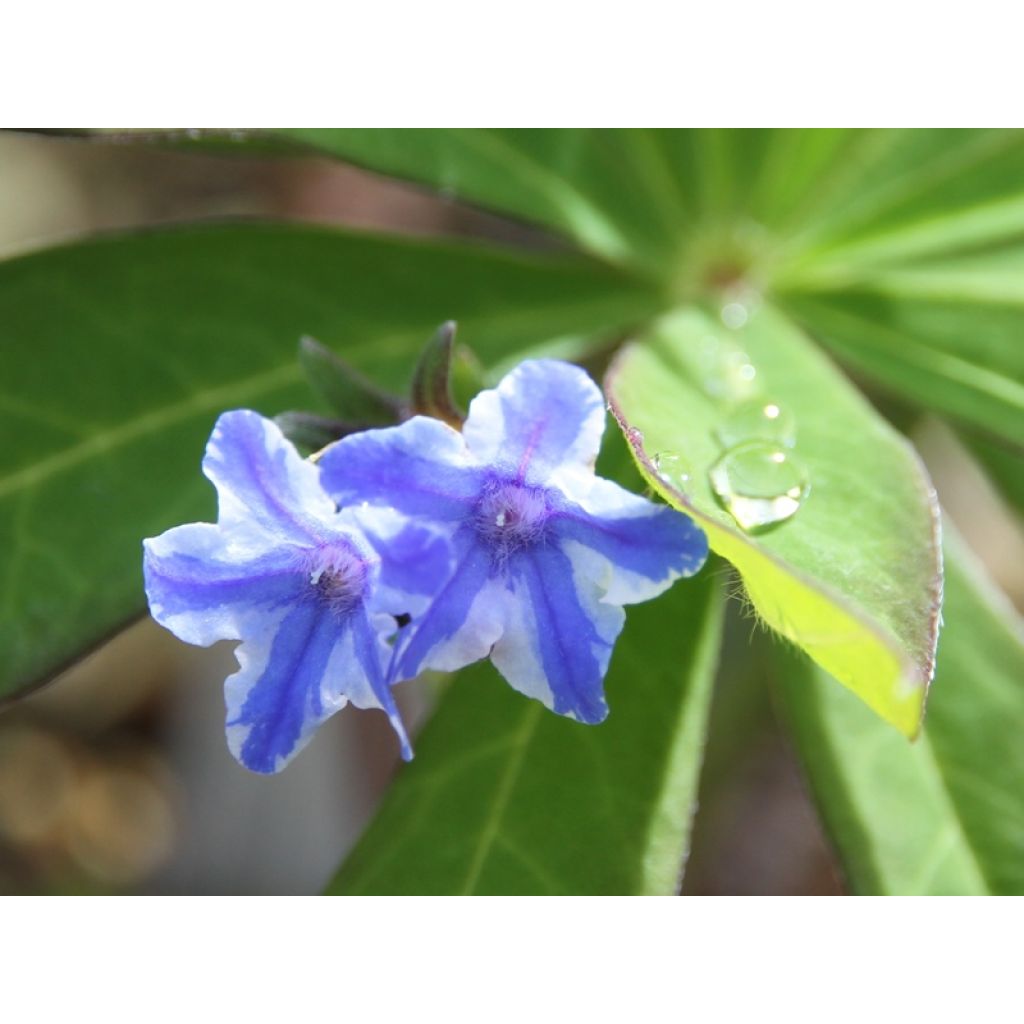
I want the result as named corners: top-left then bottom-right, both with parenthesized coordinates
top-left (326, 567), bottom-right (723, 895)
top-left (0, 224), bottom-right (656, 701)
top-left (272, 412), bottom-right (352, 453)
top-left (409, 320), bottom-right (462, 425)
top-left (605, 304), bottom-right (941, 736)
top-left (277, 128), bottom-right (695, 276)
top-left (272, 130), bottom-right (1024, 274)
top-left (774, 130), bottom-right (1024, 273)
top-left (779, 254), bottom-right (1024, 447)
top-left (775, 528), bottom-right (1024, 894)
top-left (297, 334), bottom-right (401, 425)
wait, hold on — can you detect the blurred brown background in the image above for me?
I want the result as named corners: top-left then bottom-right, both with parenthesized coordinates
top-left (1, 132), bottom-right (1020, 895)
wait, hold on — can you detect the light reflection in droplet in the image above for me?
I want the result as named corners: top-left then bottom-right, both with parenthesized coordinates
top-left (715, 399), bottom-right (797, 449)
top-left (708, 441), bottom-right (809, 531)
top-left (652, 450), bottom-right (692, 490)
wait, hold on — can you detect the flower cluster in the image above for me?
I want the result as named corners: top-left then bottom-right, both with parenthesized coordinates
top-left (143, 360), bottom-right (708, 773)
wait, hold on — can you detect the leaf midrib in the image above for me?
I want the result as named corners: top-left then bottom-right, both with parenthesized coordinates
top-left (459, 701), bottom-right (543, 895)
top-left (0, 362), bottom-right (302, 500)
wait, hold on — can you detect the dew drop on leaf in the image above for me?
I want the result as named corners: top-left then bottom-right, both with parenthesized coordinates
top-left (694, 336), bottom-right (757, 401)
top-left (720, 301), bottom-right (749, 330)
top-left (715, 398), bottom-right (796, 449)
top-left (708, 441), bottom-right (809, 531)
top-left (652, 450), bottom-right (692, 490)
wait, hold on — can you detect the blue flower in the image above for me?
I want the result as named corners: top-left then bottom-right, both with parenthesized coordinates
top-left (143, 410), bottom-right (447, 773)
top-left (317, 359), bottom-right (708, 724)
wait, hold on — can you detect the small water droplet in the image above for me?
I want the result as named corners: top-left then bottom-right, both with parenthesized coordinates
top-left (708, 441), bottom-right (809, 531)
top-left (720, 301), bottom-right (749, 330)
top-left (716, 399), bottom-right (796, 449)
top-left (698, 343), bottom-right (758, 400)
top-left (652, 450), bottom-right (692, 489)
top-left (626, 426), bottom-right (645, 446)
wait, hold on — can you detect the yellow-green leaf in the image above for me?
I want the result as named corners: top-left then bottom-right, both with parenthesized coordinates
top-left (605, 304), bottom-right (941, 736)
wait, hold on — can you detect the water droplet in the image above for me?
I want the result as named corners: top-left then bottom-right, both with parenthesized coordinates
top-left (697, 341), bottom-right (758, 400)
top-left (716, 399), bottom-right (796, 449)
top-left (720, 301), bottom-right (749, 330)
top-left (626, 426), bottom-right (645, 446)
top-left (708, 441), bottom-right (809, 531)
top-left (652, 450), bottom-right (692, 489)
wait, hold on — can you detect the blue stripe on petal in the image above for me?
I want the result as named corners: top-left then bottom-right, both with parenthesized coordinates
top-left (143, 524), bottom-right (303, 646)
top-left (318, 416), bottom-right (482, 521)
top-left (204, 410), bottom-right (336, 544)
top-left (394, 532), bottom-right (502, 682)
top-left (226, 599), bottom-right (342, 774)
top-left (463, 360), bottom-right (606, 481)
top-left (508, 544), bottom-right (624, 724)
top-left (554, 488), bottom-right (708, 606)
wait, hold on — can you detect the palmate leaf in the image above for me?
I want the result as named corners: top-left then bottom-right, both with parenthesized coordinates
top-left (604, 305), bottom-right (941, 737)
top-left (775, 528), bottom-right (1024, 895)
top-left (277, 130), bottom-right (1024, 442)
top-left (27, 129), bottom-right (1024, 447)
top-left (0, 223), bottom-right (656, 701)
top-left (326, 567), bottom-right (723, 895)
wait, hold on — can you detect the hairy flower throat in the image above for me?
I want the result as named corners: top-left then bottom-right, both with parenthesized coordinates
top-left (307, 541), bottom-right (370, 616)
top-left (474, 480), bottom-right (553, 562)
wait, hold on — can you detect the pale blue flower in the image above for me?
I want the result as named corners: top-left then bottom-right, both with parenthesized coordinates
top-left (143, 410), bottom-right (447, 773)
top-left (318, 360), bottom-right (708, 724)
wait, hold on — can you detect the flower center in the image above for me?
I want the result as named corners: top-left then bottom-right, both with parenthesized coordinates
top-left (306, 541), bottom-right (369, 616)
top-left (474, 481), bottom-right (552, 561)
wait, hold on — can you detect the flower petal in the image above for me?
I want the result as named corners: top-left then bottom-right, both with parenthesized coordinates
top-left (143, 523), bottom-right (303, 647)
top-left (491, 545), bottom-right (624, 724)
top-left (318, 415), bottom-right (482, 521)
top-left (346, 507), bottom-right (454, 619)
top-left (392, 532), bottom-right (505, 682)
top-left (463, 360), bottom-right (606, 481)
top-left (204, 409), bottom-right (336, 545)
top-left (225, 600), bottom-right (408, 774)
top-left (553, 477), bottom-right (708, 605)
top-left (348, 608), bottom-right (412, 760)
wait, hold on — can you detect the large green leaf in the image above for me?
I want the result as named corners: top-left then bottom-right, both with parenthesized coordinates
top-left (776, 529), bottom-right (1024, 894)
top-left (0, 224), bottom-right (656, 701)
top-left (326, 567), bottom-right (723, 895)
top-left (605, 304), bottom-right (941, 736)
